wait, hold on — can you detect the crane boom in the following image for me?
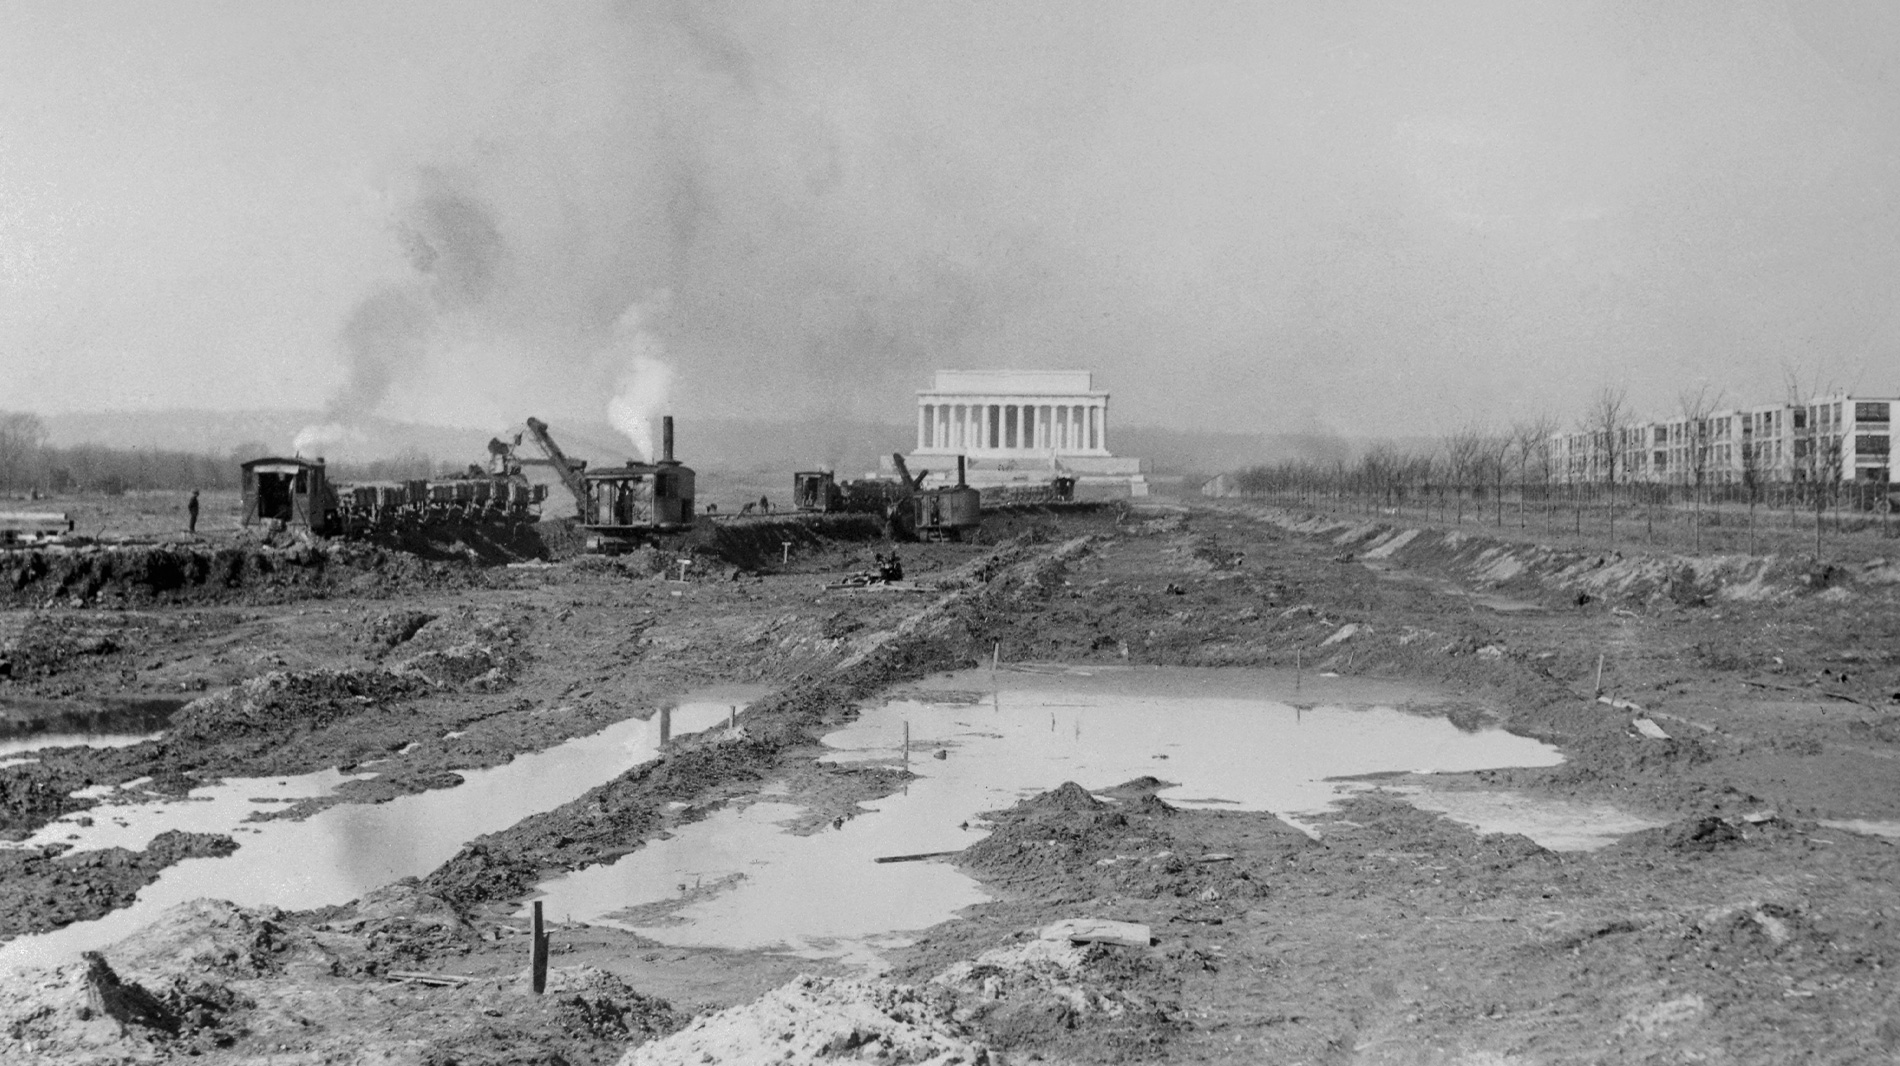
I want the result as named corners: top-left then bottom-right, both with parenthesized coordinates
top-left (524, 417), bottom-right (589, 519)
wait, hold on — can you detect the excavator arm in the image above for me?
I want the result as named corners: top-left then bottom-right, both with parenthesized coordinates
top-left (889, 453), bottom-right (928, 492)
top-left (524, 417), bottom-right (589, 520)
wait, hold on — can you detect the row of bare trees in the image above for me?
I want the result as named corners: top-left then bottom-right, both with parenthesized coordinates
top-left (1224, 381), bottom-right (1877, 555)
top-left (0, 411), bottom-right (441, 497)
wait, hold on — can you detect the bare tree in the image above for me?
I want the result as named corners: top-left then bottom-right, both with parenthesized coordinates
top-left (1677, 385), bottom-right (1723, 553)
top-left (1479, 430), bottom-right (1513, 526)
top-left (1581, 387), bottom-right (1631, 543)
top-left (1441, 426), bottom-right (1488, 525)
top-left (1782, 364), bottom-right (1842, 558)
top-left (1511, 414), bottom-right (1556, 529)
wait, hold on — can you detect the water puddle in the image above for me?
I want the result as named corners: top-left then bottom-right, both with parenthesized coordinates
top-left (0, 688), bottom-right (762, 970)
top-left (0, 696), bottom-right (188, 757)
top-left (1375, 785), bottom-right (1670, 851)
top-left (0, 732), bottom-right (164, 760)
top-left (526, 666), bottom-right (1565, 965)
top-left (1818, 818), bottom-right (1900, 841)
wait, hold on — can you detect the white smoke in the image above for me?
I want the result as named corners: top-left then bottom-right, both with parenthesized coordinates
top-left (292, 421), bottom-right (356, 457)
top-left (604, 293), bottom-right (677, 461)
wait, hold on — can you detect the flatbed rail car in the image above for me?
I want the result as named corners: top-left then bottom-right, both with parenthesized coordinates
top-left (1, 512), bottom-right (74, 548)
top-left (240, 457), bottom-right (544, 538)
top-left (980, 476), bottom-right (1076, 507)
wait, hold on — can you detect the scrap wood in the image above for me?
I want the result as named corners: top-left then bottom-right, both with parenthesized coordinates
top-left (1741, 677), bottom-right (1872, 708)
top-left (873, 850), bottom-right (962, 864)
top-left (384, 970), bottom-right (473, 987)
top-left (1039, 918), bottom-right (1153, 947)
top-left (1630, 717), bottom-right (1671, 740)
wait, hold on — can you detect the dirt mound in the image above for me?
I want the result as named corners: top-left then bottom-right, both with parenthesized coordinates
top-left (0, 538), bottom-right (513, 609)
top-left (690, 514), bottom-right (888, 571)
top-left (1257, 509), bottom-right (1866, 606)
top-left (616, 973), bottom-right (987, 1066)
top-left (1022, 780), bottom-right (1109, 813)
top-left (0, 831), bottom-right (238, 940)
top-left (165, 668), bottom-right (424, 749)
top-left (934, 936), bottom-right (1180, 1061)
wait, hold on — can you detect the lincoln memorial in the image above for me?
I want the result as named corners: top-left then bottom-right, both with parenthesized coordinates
top-left (886, 369), bottom-right (1146, 493)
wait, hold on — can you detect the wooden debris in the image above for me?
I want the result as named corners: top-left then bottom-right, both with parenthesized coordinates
top-left (1039, 918), bottom-right (1153, 947)
top-left (385, 971), bottom-right (473, 987)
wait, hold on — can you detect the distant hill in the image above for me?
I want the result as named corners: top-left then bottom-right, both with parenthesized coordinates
top-left (39, 409), bottom-right (1401, 479)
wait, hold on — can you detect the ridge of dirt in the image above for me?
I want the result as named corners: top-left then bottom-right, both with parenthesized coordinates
top-left (6, 500), bottom-right (1900, 1063)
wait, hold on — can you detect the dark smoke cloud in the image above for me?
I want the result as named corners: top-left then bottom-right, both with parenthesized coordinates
top-left (334, 287), bottom-right (430, 416)
top-left (304, 0), bottom-right (1900, 444)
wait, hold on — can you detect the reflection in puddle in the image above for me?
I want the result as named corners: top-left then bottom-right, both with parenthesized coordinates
top-left (0, 690), bottom-right (761, 970)
top-left (527, 667), bottom-right (1566, 964)
top-left (1819, 818), bottom-right (1900, 841)
top-left (0, 697), bottom-right (189, 755)
top-left (1376, 785), bottom-right (1669, 851)
top-left (0, 732), bottom-right (164, 759)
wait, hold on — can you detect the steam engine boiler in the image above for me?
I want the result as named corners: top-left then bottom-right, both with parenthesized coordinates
top-left (580, 415), bottom-right (696, 554)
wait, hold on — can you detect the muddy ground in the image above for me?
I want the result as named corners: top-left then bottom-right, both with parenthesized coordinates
top-left (3, 499), bottom-right (1899, 1063)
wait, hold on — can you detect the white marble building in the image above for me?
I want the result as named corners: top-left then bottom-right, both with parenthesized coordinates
top-left (887, 369), bottom-right (1146, 493)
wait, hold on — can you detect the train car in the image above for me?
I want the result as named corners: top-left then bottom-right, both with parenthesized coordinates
top-left (982, 476), bottom-right (1077, 507)
top-left (241, 454), bottom-right (547, 541)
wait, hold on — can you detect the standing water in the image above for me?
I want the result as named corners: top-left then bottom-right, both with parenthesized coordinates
top-left (0, 689), bottom-right (762, 970)
top-left (526, 666), bottom-right (1566, 965)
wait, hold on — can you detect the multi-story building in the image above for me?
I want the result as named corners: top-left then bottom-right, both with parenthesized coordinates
top-left (1550, 393), bottom-right (1897, 487)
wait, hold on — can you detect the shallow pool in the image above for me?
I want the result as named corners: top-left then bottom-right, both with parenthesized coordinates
top-left (0, 688), bottom-right (763, 969)
top-left (525, 666), bottom-right (1566, 964)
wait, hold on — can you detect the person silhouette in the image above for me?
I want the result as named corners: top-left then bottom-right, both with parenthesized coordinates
top-left (187, 490), bottom-right (200, 534)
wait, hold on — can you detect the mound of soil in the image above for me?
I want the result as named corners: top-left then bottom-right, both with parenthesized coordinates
top-left (0, 830), bottom-right (238, 939)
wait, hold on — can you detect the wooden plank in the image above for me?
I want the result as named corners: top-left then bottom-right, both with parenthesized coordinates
top-left (385, 971), bottom-right (472, 986)
top-left (1038, 918), bottom-right (1153, 947)
top-left (873, 850), bottom-right (962, 864)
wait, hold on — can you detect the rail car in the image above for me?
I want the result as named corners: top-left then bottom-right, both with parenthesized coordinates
top-left (240, 457), bottom-right (545, 538)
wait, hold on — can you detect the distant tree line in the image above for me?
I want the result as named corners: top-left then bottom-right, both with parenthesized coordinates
top-left (0, 412), bottom-right (440, 496)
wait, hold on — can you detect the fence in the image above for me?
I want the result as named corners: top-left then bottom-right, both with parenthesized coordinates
top-left (1227, 475), bottom-right (1897, 557)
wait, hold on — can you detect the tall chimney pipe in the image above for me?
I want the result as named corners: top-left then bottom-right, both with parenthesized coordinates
top-left (957, 454), bottom-right (966, 487)
top-left (662, 416), bottom-right (675, 464)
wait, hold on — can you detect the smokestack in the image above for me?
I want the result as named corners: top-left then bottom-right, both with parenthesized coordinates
top-left (957, 454), bottom-right (966, 487)
top-left (663, 416), bottom-right (675, 464)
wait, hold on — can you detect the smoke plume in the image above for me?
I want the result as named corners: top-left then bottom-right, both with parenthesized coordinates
top-left (604, 295), bottom-right (677, 461)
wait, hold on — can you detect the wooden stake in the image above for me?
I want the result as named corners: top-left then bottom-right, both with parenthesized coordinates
top-left (531, 901), bottom-right (549, 995)
top-left (1594, 653), bottom-right (1605, 696)
top-left (659, 706), bottom-right (672, 747)
top-left (903, 721), bottom-right (910, 764)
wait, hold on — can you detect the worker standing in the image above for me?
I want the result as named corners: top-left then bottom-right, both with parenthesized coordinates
top-left (187, 490), bottom-right (200, 534)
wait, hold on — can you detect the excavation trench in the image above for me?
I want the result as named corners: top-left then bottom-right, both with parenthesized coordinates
top-left (525, 664), bottom-right (1576, 967)
top-left (0, 687), bottom-right (763, 969)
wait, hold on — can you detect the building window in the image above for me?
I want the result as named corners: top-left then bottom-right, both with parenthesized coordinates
top-left (1857, 402), bottom-right (1890, 423)
top-left (1856, 434), bottom-right (1889, 457)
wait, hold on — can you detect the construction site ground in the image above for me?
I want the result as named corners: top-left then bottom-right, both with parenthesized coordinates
top-left (2, 497), bottom-right (1899, 1064)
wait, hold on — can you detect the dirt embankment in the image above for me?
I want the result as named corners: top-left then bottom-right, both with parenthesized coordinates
top-left (0, 539), bottom-right (507, 611)
top-left (8, 501), bottom-right (1900, 1063)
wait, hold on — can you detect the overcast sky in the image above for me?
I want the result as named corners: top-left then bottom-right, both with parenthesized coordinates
top-left (4, 0), bottom-right (1900, 445)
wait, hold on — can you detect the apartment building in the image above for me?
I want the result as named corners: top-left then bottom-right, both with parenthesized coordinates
top-left (1551, 393), bottom-right (1897, 486)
